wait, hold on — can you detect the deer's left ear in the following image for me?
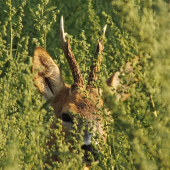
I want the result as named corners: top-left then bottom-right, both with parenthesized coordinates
top-left (106, 71), bottom-right (131, 101)
top-left (106, 60), bottom-right (138, 101)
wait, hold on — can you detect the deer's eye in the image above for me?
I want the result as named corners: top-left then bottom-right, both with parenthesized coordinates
top-left (61, 113), bottom-right (72, 122)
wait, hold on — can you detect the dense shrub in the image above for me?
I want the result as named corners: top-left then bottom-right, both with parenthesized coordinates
top-left (0, 0), bottom-right (170, 169)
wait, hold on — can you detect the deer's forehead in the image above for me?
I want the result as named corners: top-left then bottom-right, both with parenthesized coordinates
top-left (63, 91), bottom-right (99, 115)
top-left (52, 87), bottom-right (102, 118)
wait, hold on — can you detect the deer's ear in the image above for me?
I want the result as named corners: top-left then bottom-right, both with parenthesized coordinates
top-left (106, 72), bottom-right (131, 101)
top-left (106, 71), bottom-right (126, 101)
top-left (106, 61), bottom-right (136, 101)
top-left (32, 47), bottom-right (64, 99)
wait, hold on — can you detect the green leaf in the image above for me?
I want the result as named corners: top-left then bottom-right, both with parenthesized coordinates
top-left (44, 6), bottom-right (57, 13)
top-left (39, 98), bottom-right (53, 111)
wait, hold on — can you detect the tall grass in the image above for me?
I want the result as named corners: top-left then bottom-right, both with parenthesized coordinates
top-left (0, 0), bottom-right (170, 169)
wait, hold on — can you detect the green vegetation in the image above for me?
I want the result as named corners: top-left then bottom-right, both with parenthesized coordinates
top-left (0, 0), bottom-right (170, 169)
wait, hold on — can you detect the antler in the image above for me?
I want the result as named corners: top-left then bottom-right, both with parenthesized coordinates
top-left (88, 25), bottom-right (107, 85)
top-left (60, 16), bottom-right (84, 88)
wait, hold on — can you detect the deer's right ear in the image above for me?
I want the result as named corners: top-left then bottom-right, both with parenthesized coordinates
top-left (32, 47), bottom-right (64, 99)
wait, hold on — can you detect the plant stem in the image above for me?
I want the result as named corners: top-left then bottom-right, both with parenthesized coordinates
top-left (10, 0), bottom-right (13, 59)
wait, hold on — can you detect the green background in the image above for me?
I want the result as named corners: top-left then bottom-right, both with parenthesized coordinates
top-left (0, 0), bottom-right (170, 169)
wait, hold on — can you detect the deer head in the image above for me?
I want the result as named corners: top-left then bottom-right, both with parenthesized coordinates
top-left (32, 16), bottom-right (133, 167)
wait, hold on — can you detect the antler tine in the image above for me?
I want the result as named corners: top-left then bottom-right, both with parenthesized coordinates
top-left (60, 16), bottom-right (67, 44)
top-left (88, 25), bottom-right (107, 85)
top-left (60, 16), bottom-right (84, 88)
top-left (102, 24), bottom-right (107, 38)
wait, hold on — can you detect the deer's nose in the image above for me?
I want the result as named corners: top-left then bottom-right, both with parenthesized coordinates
top-left (81, 144), bottom-right (93, 153)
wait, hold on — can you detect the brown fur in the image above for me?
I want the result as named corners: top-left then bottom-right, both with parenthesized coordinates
top-left (33, 47), bottom-right (106, 169)
top-left (32, 44), bottom-right (136, 169)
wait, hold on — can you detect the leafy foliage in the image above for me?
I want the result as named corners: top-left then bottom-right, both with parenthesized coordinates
top-left (0, 0), bottom-right (170, 169)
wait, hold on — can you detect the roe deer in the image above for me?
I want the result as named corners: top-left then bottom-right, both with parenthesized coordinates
top-left (32, 16), bottom-right (135, 169)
